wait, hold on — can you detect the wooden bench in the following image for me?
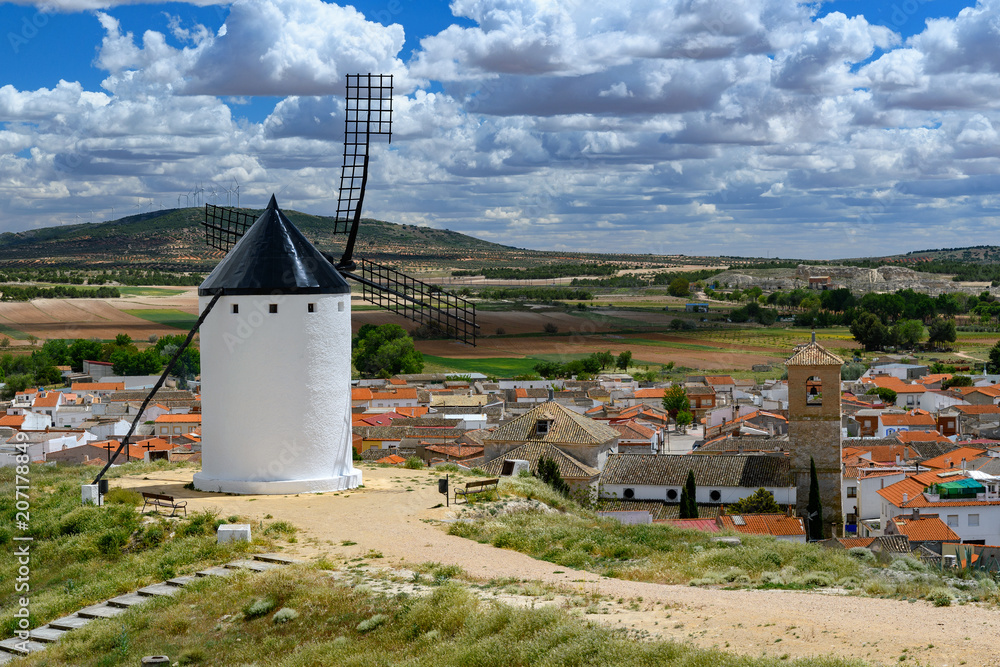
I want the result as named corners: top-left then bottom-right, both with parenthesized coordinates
top-left (141, 491), bottom-right (187, 517)
top-left (454, 478), bottom-right (499, 503)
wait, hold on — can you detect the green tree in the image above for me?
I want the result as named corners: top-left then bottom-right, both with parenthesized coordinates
top-left (661, 385), bottom-right (689, 429)
top-left (616, 350), bottom-right (632, 371)
top-left (849, 312), bottom-right (888, 351)
top-left (594, 350), bottom-right (615, 370)
top-left (675, 410), bottom-right (693, 431)
top-left (927, 317), bottom-right (957, 347)
top-left (865, 386), bottom-right (897, 405)
top-left (806, 457), bottom-right (823, 541)
top-left (988, 341), bottom-right (1000, 374)
top-left (69, 338), bottom-right (103, 372)
top-left (352, 324), bottom-right (424, 378)
top-left (680, 470), bottom-right (698, 519)
top-left (889, 319), bottom-right (925, 348)
top-left (840, 361), bottom-right (866, 381)
top-left (727, 488), bottom-right (782, 515)
top-left (536, 455), bottom-right (569, 497)
top-left (942, 375), bottom-right (973, 389)
top-left (667, 277), bottom-right (690, 297)
top-left (533, 360), bottom-right (563, 379)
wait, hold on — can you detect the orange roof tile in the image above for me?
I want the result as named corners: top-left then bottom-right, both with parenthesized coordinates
top-left (32, 393), bottom-right (61, 408)
top-left (515, 388), bottom-right (528, 398)
top-left (393, 407), bottom-right (429, 418)
top-left (921, 447), bottom-right (987, 470)
top-left (704, 376), bottom-right (736, 385)
top-left (954, 405), bottom-right (1000, 415)
top-left (877, 470), bottom-right (1000, 508)
top-left (376, 454), bottom-right (407, 465)
top-left (0, 415), bottom-right (25, 428)
top-left (634, 388), bottom-right (665, 399)
top-left (891, 516), bottom-right (961, 542)
top-left (895, 431), bottom-right (949, 444)
top-left (880, 413), bottom-right (936, 427)
top-left (838, 537), bottom-right (876, 549)
top-left (71, 382), bottom-right (125, 391)
top-left (370, 388), bottom-right (418, 400)
top-left (917, 374), bottom-right (952, 385)
top-left (351, 388), bottom-right (374, 401)
top-left (388, 378), bottom-right (407, 385)
top-left (718, 514), bottom-right (806, 537)
top-left (154, 414), bottom-right (202, 423)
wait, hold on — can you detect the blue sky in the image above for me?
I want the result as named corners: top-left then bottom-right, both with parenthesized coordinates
top-left (1, 0), bottom-right (998, 259)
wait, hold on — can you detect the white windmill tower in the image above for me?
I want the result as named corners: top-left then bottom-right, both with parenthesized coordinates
top-left (192, 194), bottom-right (360, 493)
top-left (189, 74), bottom-right (477, 495)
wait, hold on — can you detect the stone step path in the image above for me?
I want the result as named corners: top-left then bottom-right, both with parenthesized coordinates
top-left (0, 554), bottom-right (300, 664)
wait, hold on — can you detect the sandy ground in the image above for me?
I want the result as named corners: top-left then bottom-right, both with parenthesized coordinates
top-left (116, 465), bottom-right (1000, 666)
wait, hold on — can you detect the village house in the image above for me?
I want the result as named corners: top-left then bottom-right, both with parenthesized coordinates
top-left (599, 453), bottom-right (796, 507)
top-left (154, 413), bottom-right (202, 437)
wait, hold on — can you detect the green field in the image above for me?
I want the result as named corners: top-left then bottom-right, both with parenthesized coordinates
top-left (0, 322), bottom-right (28, 340)
top-left (117, 286), bottom-right (187, 297)
top-left (125, 308), bottom-right (199, 330)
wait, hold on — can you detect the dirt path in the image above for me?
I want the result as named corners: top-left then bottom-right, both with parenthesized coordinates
top-left (117, 466), bottom-right (1000, 666)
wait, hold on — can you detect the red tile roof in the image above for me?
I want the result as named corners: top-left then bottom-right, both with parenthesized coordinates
top-left (0, 415), bottom-right (25, 428)
top-left (665, 518), bottom-right (721, 532)
top-left (370, 388), bottom-right (418, 400)
top-left (717, 513), bottom-right (806, 537)
top-left (838, 537), bottom-right (876, 549)
top-left (895, 431), bottom-right (950, 444)
top-left (154, 414), bottom-right (202, 423)
top-left (393, 407), bottom-right (429, 418)
top-left (877, 470), bottom-right (1000, 508)
top-left (608, 420), bottom-right (656, 440)
top-left (880, 413), bottom-right (936, 427)
top-left (954, 405), bottom-right (1000, 415)
top-left (32, 393), bottom-right (61, 408)
top-left (634, 388), bottom-right (665, 399)
top-left (890, 516), bottom-right (960, 542)
top-left (376, 454), bottom-right (406, 465)
top-left (388, 377), bottom-right (407, 385)
top-left (71, 382), bottom-right (125, 391)
top-left (921, 447), bottom-right (987, 470)
top-left (351, 388), bottom-right (374, 401)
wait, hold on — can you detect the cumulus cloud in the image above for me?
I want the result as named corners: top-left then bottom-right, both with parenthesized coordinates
top-left (7, 0), bottom-right (1000, 258)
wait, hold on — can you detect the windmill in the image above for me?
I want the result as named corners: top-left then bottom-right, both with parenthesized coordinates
top-left (201, 74), bottom-right (479, 346)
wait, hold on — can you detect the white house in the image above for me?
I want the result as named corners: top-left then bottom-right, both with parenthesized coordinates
top-left (600, 453), bottom-right (796, 507)
top-left (877, 470), bottom-right (1000, 544)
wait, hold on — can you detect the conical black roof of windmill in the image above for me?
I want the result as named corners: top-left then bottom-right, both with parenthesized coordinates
top-left (199, 195), bottom-right (350, 296)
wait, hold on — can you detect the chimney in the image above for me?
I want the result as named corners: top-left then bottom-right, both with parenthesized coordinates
top-left (903, 492), bottom-right (908, 504)
top-left (962, 458), bottom-right (967, 470)
top-left (811, 331), bottom-right (816, 343)
top-left (548, 387), bottom-right (554, 401)
top-left (912, 508), bottom-right (919, 521)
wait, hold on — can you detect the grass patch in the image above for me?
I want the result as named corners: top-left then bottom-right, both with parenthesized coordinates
top-left (117, 286), bottom-right (187, 297)
top-left (0, 460), bottom-right (277, 635)
top-left (0, 322), bottom-right (29, 340)
top-left (13, 566), bottom-right (865, 666)
top-left (420, 355), bottom-right (541, 377)
top-left (124, 309), bottom-right (199, 330)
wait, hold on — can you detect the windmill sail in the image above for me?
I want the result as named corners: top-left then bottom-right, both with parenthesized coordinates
top-left (202, 203), bottom-right (257, 252)
top-left (344, 258), bottom-right (478, 346)
top-left (200, 73), bottom-right (478, 345)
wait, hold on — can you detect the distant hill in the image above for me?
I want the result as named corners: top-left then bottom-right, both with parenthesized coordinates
top-left (848, 246), bottom-right (1000, 265)
top-left (0, 208), bottom-right (714, 274)
top-left (0, 208), bottom-right (525, 273)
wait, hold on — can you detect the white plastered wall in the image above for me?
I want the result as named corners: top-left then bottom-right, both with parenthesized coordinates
top-left (193, 292), bottom-right (361, 494)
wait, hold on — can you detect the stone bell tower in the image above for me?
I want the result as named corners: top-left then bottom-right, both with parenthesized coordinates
top-left (785, 334), bottom-right (843, 537)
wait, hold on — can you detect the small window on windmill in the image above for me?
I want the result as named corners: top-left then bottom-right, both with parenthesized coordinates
top-left (536, 419), bottom-right (552, 436)
top-left (269, 304), bottom-right (278, 314)
top-left (231, 304), bottom-right (239, 314)
top-left (338, 301), bottom-right (345, 312)
top-left (308, 303), bottom-right (315, 313)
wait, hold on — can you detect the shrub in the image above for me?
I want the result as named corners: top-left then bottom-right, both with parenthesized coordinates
top-left (404, 457), bottom-right (425, 470)
top-left (273, 607), bottom-right (299, 623)
top-left (357, 613), bottom-right (389, 633)
top-left (543, 323), bottom-right (558, 334)
top-left (243, 597), bottom-right (277, 619)
top-left (847, 547), bottom-right (876, 564)
top-left (264, 521), bottom-right (297, 538)
top-left (104, 488), bottom-right (143, 506)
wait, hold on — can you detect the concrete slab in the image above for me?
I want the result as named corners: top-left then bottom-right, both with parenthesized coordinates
top-left (254, 553), bottom-right (303, 565)
top-left (166, 576), bottom-right (197, 587)
top-left (0, 650), bottom-right (15, 664)
top-left (29, 626), bottom-right (67, 643)
top-left (0, 638), bottom-right (48, 654)
top-left (217, 524), bottom-right (251, 544)
top-left (108, 593), bottom-right (149, 608)
top-left (226, 559), bottom-right (280, 572)
top-left (137, 583), bottom-right (181, 597)
top-left (76, 604), bottom-right (126, 619)
top-left (196, 566), bottom-right (235, 578)
top-left (48, 616), bottom-right (93, 631)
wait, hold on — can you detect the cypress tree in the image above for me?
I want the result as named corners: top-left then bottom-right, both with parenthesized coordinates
top-left (807, 456), bottom-right (823, 540)
top-left (684, 469), bottom-right (698, 519)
